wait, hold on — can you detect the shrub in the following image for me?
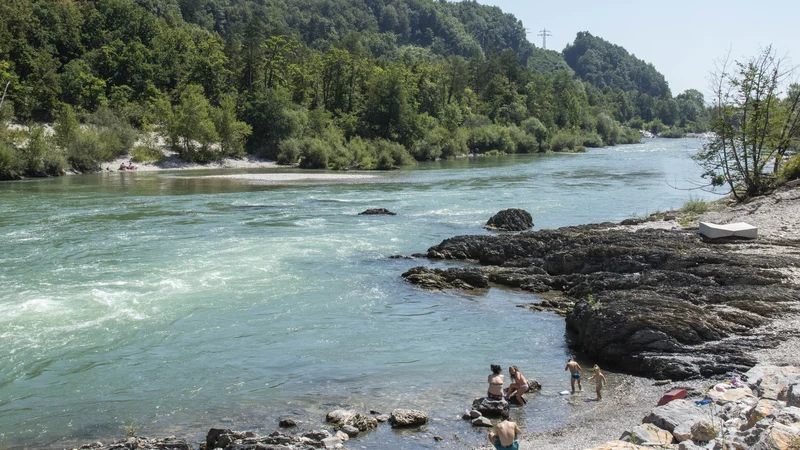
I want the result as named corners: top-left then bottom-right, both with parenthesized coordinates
top-left (680, 197), bottom-right (709, 215)
top-left (298, 138), bottom-right (330, 169)
top-left (550, 131), bottom-right (579, 152)
top-left (20, 126), bottom-right (66, 177)
top-left (521, 117), bottom-right (549, 151)
top-left (88, 107), bottom-right (137, 158)
top-left (508, 125), bottom-right (539, 153)
top-left (130, 145), bottom-right (163, 164)
top-left (374, 139), bottom-right (414, 168)
top-left (628, 118), bottom-right (645, 130)
top-left (440, 128), bottom-right (469, 159)
top-left (580, 132), bottom-right (604, 148)
top-left (618, 127), bottom-right (642, 144)
top-left (277, 138), bottom-right (302, 165)
top-left (0, 141), bottom-right (21, 180)
top-left (778, 153), bottom-right (800, 183)
top-left (660, 127), bottom-right (686, 138)
top-left (66, 128), bottom-right (107, 172)
top-left (467, 125), bottom-right (514, 154)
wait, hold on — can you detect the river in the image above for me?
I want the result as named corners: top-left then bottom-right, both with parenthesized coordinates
top-left (0, 139), bottom-right (713, 449)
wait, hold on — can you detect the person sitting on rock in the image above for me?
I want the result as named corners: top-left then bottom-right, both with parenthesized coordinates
top-left (505, 366), bottom-right (529, 405)
top-left (119, 163), bottom-right (127, 171)
top-left (588, 364), bottom-right (607, 401)
top-left (487, 364), bottom-right (505, 400)
top-left (488, 409), bottom-right (520, 450)
top-left (565, 358), bottom-right (584, 393)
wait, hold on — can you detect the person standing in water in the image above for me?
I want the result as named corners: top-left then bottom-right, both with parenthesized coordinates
top-left (488, 364), bottom-right (505, 400)
top-left (506, 366), bottom-right (529, 405)
top-left (588, 364), bottom-right (607, 400)
top-left (565, 358), bottom-right (584, 393)
top-left (488, 409), bottom-right (521, 450)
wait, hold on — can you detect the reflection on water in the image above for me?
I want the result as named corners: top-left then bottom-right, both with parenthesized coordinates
top-left (0, 139), bottom-right (712, 448)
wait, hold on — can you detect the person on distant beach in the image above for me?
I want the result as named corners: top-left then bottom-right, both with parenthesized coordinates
top-left (588, 364), bottom-right (607, 400)
top-left (118, 162), bottom-right (126, 171)
top-left (488, 409), bottom-right (521, 450)
top-left (488, 364), bottom-right (505, 400)
top-left (505, 366), bottom-right (529, 405)
top-left (565, 358), bottom-right (584, 393)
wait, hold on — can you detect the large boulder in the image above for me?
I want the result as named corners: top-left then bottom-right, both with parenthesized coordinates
top-left (389, 409), bottom-right (428, 428)
top-left (690, 420), bottom-right (719, 442)
top-left (626, 423), bottom-right (673, 445)
top-left (642, 399), bottom-right (708, 433)
top-left (471, 397), bottom-right (509, 417)
top-left (326, 409), bottom-right (356, 425)
top-left (485, 209), bottom-right (533, 231)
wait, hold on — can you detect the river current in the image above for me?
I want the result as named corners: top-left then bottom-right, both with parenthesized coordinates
top-left (0, 139), bottom-right (713, 449)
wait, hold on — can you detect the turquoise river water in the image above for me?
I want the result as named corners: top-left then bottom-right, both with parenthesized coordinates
top-left (0, 139), bottom-right (714, 449)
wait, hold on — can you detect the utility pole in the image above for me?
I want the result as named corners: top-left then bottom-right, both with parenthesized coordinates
top-left (538, 29), bottom-right (552, 50)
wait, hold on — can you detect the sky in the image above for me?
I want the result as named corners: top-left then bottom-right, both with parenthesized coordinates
top-left (476, 0), bottom-right (800, 97)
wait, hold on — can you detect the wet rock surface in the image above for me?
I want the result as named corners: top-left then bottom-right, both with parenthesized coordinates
top-left (404, 223), bottom-right (800, 380)
top-left (358, 208), bottom-right (396, 215)
top-left (485, 208), bottom-right (533, 231)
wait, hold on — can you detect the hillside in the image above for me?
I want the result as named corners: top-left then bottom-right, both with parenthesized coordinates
top-left (0, 0), bottom-right (706, 180)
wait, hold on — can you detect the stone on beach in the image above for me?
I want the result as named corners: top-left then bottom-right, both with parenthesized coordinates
top-left (471, 416), bottom-right (493, 427)
top-left (642, 399), bottom-right (707, 433)
top-left (625, 423), bottom-right (673, 445)
top-left (325, 409), bottom-right (355, 425)
top-left (389, 409), bottom-right (428, 428)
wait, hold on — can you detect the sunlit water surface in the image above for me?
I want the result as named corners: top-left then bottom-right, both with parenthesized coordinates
top-left (0, 139), bottom-right (713, 449)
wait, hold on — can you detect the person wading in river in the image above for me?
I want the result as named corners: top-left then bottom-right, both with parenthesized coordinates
top-left (565, 358), bottom-right (584, 393)
top-left (488, 409), bottom-right (521, 450)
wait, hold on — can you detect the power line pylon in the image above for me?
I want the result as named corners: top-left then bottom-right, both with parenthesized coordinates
top-left (537, 29), bottom-right (552, 50)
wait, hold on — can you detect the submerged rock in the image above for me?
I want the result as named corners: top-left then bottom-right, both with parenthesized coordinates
top-left (485, 208), bottom-right (533, 231)
top-left (359, 208), bottom-right (396, 216)
top-left (471, 397), bottom-right (509, 417)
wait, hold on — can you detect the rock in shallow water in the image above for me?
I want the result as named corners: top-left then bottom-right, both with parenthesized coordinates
top-left (485, 209), bottom-right (533, 231)
top-left (390, 409), bottom-right (428, 428)
top-left (359, 208), bottom-right (396, 216)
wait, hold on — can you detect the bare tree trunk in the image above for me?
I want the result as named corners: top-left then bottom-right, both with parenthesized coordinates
top-left (0, 81), bottom-right (9, 111)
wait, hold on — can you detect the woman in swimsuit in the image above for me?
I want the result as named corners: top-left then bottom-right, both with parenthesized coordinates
top-left (487, 364), bottom-right (505, 400)
top-left (506, 366), bottom-right (529, 405)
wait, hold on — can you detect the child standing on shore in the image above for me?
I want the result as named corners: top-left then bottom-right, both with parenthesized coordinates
top-left (588, 365), bottom-right (607, 400)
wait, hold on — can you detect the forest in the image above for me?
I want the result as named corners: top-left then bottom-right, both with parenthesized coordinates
top-left (0, 0), bottom-right (709, 179)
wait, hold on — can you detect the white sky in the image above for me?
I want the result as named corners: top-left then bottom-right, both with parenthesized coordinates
top-left (476, 0), bottom-right (800, 97)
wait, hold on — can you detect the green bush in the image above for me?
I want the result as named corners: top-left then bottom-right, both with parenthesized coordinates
top-left (440, 128), bottom-right (469, 159)
top-left (88, 107), bottom-right (137, 158)
top-left (628, 118), bottom-right (645, 130)
top-left (660, 127), bottom-right (686, 138)
top-left (467, 125), bottom-right (514, 154)
top-left (66, 128), bottom-right (107, 172)
top-left (778, 154), bottom-right (800, 183)
top-left (0, 141), bottom-right (21, 180)
top-left (130, 145), bottom-right (163, 164)
top-left (298, 138), bottom-right (330, 169)
top-left (521, 117), bottom-right (549, 151)
top-left (580, 132), bottom-right (604, 148)
top-left (373, 139), bottom-right (414, 169)
top-left (550, 130), bottom-right (579, 152)
top-left (277, 138), bottom-right (302, 165)
top-left (680, 197), bottom-right (709, 215)
top-left (508, 125), bottom-right (538, 153)
top-left (618, 126), bottom-right (642, 144)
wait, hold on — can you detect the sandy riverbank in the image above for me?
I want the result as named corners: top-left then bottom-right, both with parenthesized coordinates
top-left (100, 153), bottom-right (281, 172)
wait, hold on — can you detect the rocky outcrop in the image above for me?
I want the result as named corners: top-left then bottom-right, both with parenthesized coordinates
top-left (404, 223), bottom-right (800, 380)
top-left (401, 266), bottom-right (489, 290)
top-left (72, 437), bottom-right (193, 450)
top-left (359, 208), bottom-right (396, 215)
top-left (485, 209), bottom-right (533, 231)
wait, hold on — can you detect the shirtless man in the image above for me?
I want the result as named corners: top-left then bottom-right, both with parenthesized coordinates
top-left (488, 409), bottom-right (521, 450)
top-left (565, 358), bottom-right (584, 393)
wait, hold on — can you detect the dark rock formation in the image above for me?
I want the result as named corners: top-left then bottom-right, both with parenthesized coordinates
top-left (359, 208), bottom-right (396, 216)
top-left (402, 266), bottom-right (489, 290)
top-left (471, 397), bottom-right (509, 417)
top-left (73, 437), bottom-right (192, 450)
top-left (404, 224), bottom-right (800, 380)
top-left (485, 209), bottom-right (533, 231)
top-left (278, 418), bottom-right (297, 428)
